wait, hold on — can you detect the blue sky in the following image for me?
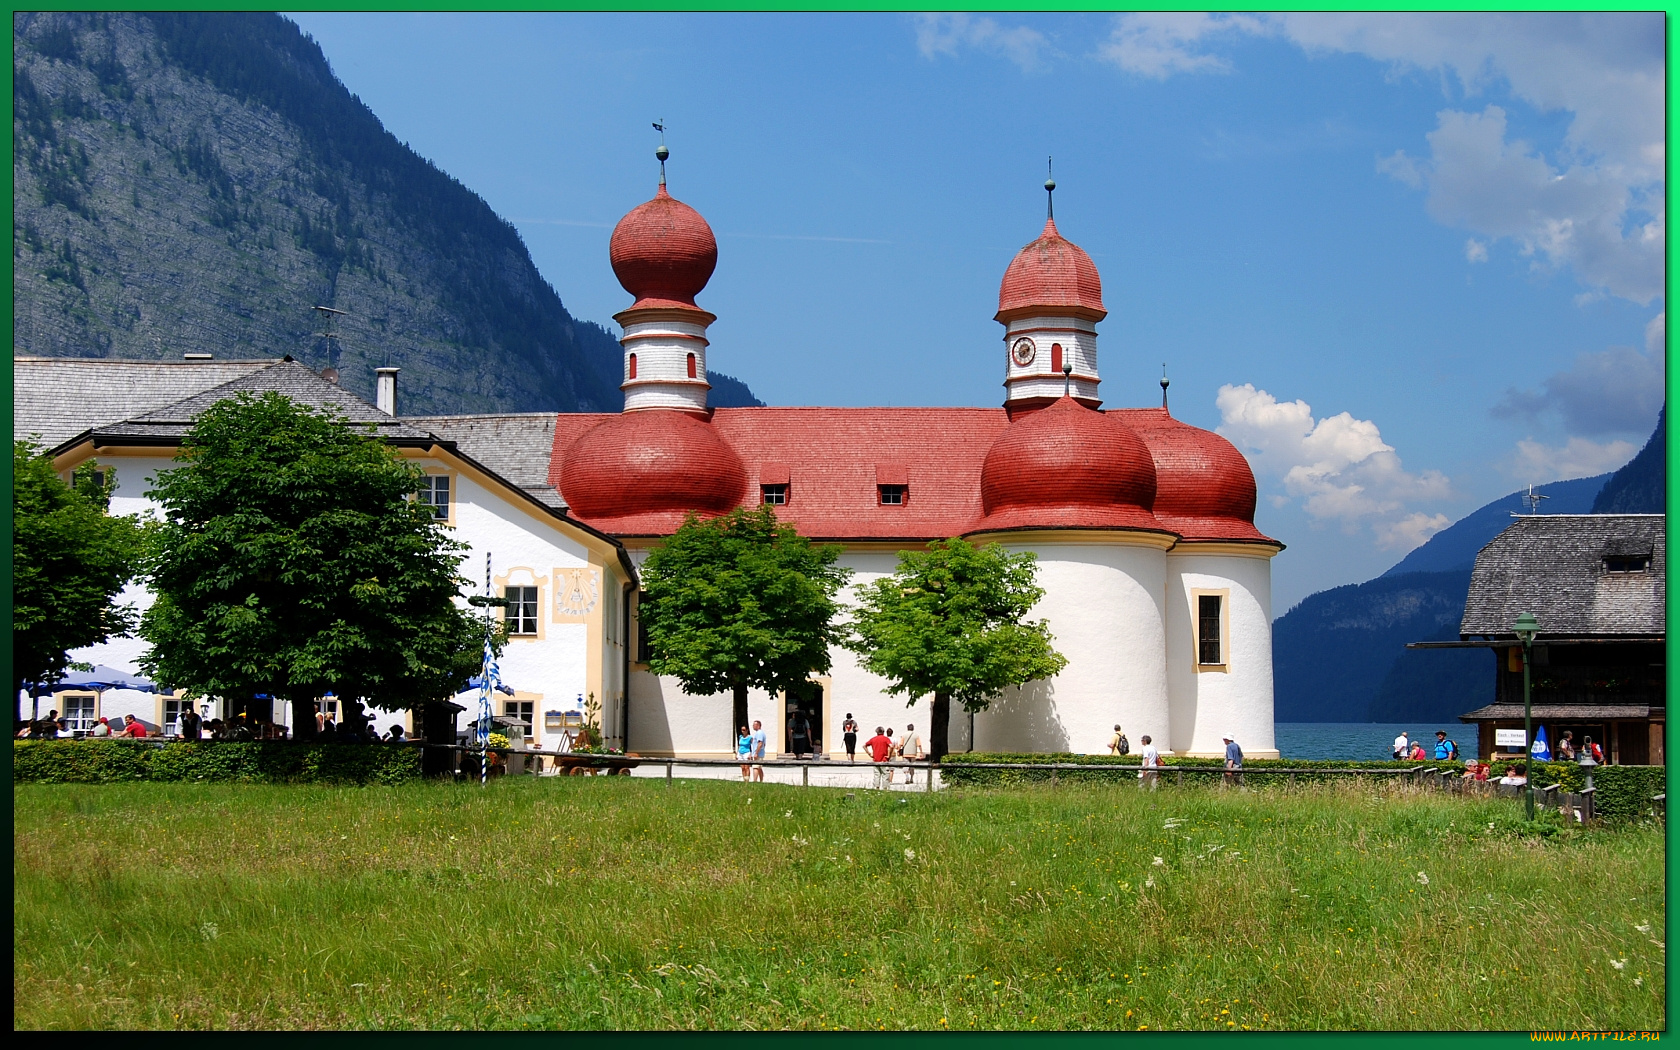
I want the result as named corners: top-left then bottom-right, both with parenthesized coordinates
top-left (285, 11), bottom-right (1665, 612)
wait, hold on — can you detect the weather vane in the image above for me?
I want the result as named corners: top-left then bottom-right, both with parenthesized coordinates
top-left (652, 119), bottom-right (669, 185)
top-left (1160, 363), bottom-right (1170, 411)
top-left (1045, 156), bottom-right (1055, 221)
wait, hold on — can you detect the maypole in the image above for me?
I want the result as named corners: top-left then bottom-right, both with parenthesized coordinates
top-left (478, 552), bottom-right (495, 787)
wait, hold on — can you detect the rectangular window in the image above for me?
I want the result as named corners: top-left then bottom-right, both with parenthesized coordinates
top-left (503, 700), bottom-right (534, 739)
top-left (318, 697), bottom-right (340, 722)
top-left (1197, 594), bottom-right (1223, 665)
top-left (417, 475), bottom-right (450, 519)
top-left (62, 694), bottom-right (96, 732)
top-left (761, 483), bottom-right (788, 505)
top-left (1605, 555), bottom-right (1651, 573)
top-left (878, 484), bottom-right (906, 505)
top-left (504, 585), bottom-right (539, 636)
top-left (163, 697), bottom-right (193, 737)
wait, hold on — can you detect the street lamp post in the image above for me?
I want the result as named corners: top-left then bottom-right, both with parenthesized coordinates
top-left (1513, 612), bottom-right (1540, 820)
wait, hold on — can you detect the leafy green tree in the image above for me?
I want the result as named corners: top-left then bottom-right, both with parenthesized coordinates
top-left (139, 392), bottom-right (491, 739)
top-left (845, 538), bottom-right (1067, 762)
top-left (639, 505), bottom-right (850, 741)
top-left (12, 441), bottom-right (142, 717)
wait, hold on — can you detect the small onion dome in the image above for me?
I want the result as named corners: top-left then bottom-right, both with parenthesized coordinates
top-left (972, 396), bottom-right (1165, 535)
top-left (609, 185), bottom-right (718, 309)
top-left (1119, 408), bottom-right (1277, 545)
top-left (995, 218), bottom-right (1106, 322)
top-left (559, 410), bottom-right (746, 532)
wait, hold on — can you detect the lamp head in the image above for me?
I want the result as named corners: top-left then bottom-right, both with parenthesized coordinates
top-left (1512, 611), bottom-right (1540, 645)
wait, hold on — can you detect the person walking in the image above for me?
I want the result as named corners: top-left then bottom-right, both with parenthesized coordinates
top-left (899, 723), bottom-right (925, 784)
top-left (1222, 733), bottom-right (1243, 788)
top-left (1556, 731), bottom-right (1576, 761)
top-left (1432, 731), bottom-right (1455, 761)
top-left (789, 708), bottom-right (814, 758)
top-left (749, 719), bottom-right (768, 782)
top-left (1138, 734), bottom-right (1161, 790)
top-left (736, 725), bottom-right (752, 781)
top-left (864, 726), bottom-right (893, 788)
top-left (1392, 730), bottom-right (1409, 761)
top-left (178, 706), bottom-right (202, 741)
top-left (842, 713), bottom-right (859, 762)
top-left (1108, 725), bottom-right (1129, 756)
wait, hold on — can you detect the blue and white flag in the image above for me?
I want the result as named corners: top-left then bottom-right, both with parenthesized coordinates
top-left (1531, 724), bottom-right (1551, 762)
top-left (477, 552), bottom-right (497, 749)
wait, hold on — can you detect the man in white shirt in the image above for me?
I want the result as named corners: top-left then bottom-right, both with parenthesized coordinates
top-left (898, 723), bottom-right (925, 784)
top-left (1138, 734), bottom-right (1162, 791)
top-left (749, 720), bottom-right (768, 782)
top-left (1393, 731), bottom-right (1409, 761)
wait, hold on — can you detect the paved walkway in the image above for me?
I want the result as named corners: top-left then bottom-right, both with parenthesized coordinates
top-left (617, 758), bottom-right (944, 792)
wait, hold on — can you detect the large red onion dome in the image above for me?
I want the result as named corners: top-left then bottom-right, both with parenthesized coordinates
top-left (971, 396), bottom-right (1164, 534)
top-left (996, 218), bottom-right (1106, 321)
top-left (1116, 408), bottom-right (1276, 544)
top-left (609, 185), bottom-right (718, 309)
top-left (559, 410), bottom-right (746, 532)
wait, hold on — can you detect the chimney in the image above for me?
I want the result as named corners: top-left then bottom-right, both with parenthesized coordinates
top-left (375, 367), bottom-right (399, 416)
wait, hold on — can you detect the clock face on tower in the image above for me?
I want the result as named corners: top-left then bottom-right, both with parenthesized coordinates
top-left (1011, 337), bottom-right (1036, 367)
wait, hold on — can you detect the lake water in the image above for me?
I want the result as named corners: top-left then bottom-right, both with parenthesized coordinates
top-left (1275, 722), bottom-right (1478, 762)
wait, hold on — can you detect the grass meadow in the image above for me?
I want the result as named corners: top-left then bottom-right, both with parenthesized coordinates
top-left (13, 776), bottom-right (1665, 1031)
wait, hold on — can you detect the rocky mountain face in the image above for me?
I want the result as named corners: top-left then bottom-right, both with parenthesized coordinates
top-left (1591, 407), bottom-right (1665, 514)
top-left (12, 12), bottom-right (762, 414)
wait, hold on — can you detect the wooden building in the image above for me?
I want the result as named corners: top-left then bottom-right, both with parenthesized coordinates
top-left (1448, 514), bottom-right (1665, 764)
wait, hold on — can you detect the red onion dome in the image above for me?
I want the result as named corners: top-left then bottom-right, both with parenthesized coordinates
top-left (559, 410), bottom-right (746, 525)
top-left (972, 396), bottom-right (1163, 534)
top-left (996, 218), bottom-right (1106, 321)
top-left (609, 185), bottom-right (718, 308)
top-left (1117, 408), bottom-right (1274, 544)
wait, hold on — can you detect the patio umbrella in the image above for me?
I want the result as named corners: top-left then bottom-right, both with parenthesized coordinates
top-left (28, 665), bottom-right (158, 693)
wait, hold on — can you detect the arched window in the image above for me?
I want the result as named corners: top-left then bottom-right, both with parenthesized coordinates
top-left (1050, 343), bottom-right (1063, 374)
top-left (686, 352), bottom-right (697, 379)
top-left (627, 353), bottom-right (637, 380)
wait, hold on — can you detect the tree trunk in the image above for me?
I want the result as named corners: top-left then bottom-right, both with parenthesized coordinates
top-left (732, 681), bottom-right (749, 744)
top-left (930, 692), bottom-right (951, 764)
top-left (292, 696), bottom-right (317, 741)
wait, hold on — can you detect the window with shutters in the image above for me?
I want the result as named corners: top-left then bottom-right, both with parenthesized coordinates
top-left (504, 586), bottom-right (539, 636)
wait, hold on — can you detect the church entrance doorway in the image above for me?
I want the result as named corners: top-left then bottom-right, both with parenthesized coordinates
top-left (785, 680), bottom-right (822, 756)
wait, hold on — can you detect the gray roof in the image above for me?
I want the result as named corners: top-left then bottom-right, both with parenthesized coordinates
top-left (76, 358), bottom-right (440, 449)
top-left (1461, 515), bottom-right (1666, 638)
top-left (1460, 703), bottom-right (1653, 721)
top-left (14, 355), bottom-right (278, 448)
top-left (402, 413), bottom-right (564, 508)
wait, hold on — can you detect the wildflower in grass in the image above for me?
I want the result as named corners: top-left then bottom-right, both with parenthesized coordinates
top-left (905, 848), bottom-right (916, 861)
top-left (1635, 978), bottom-right (1644, 986)
top-left (1636, 924), bottom-right (1652, 934)
top-left (199, 922), bottom-right (219, 941)
top-left (1152, 857), bottom-right (1164, 866)
top-left (1611, 958), bottom-right (1627, 970)
top-left (1416, 872), bottom-right (1429, 885)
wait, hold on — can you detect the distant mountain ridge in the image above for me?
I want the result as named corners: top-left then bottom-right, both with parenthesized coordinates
top-left (12, 12), bottom-right (762, 414)
top-left (1275, 408), bottom-right (1663, 725)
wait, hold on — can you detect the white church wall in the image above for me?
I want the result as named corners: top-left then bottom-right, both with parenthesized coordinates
top-left (976, 540), bottom-right (1169, 755)
top-left (1165, 550), bottom-right (1277, 758)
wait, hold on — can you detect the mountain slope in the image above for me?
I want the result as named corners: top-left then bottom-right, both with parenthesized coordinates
top-left (1591, 407), bottom-right (1665, 513)
top-left (1380, 472), bottom-right (1609, 577)
top-left (12, 12), bottom-right (761, 414)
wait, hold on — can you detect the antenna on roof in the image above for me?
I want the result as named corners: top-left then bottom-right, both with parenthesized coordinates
top-left (653, 119), bottom-right (669, 186)
top-left (312, 305), bottom-right (347, 364)
top-left (1522, 484), bottom-right (1550, 515)
top-left (1044, 156), bottom-right (1055, 221)
top-left (1160, 363), bottom-right (1170, 411)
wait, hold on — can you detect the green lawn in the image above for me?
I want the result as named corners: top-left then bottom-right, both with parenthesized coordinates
top-left (13, 777), bottom-right (1665, 1031)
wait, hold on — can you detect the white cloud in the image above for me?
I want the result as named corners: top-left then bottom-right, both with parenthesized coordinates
top-left (1646, 311), bottom-right (1665, 355)
top-left (1465, 239), bottom-right (1488, 263)
top-left (1491, 337), bottom-right (1665, 436)
top-left (1215, 383), bottom-right (1451, 538)
top-left (1095, 13), bottom-right (1265, 79)
top-left (1092, 13), bottom-right (1665, 304)
top-left (1376, 512), bottom-right (1453, 553)
top-left (1508, 436), bottom-right (1638, 484)
top-left (913, 13), bottom-right (1051, 72)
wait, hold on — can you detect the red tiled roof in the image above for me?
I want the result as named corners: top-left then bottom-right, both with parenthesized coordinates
top-left (556, 409), bottom-right (747, 535)
top-left (1113, 407), bottom-right (1274, 545)
top-left (996, 218), bottom-right (1106, 321)
top-left (609, 184), bottom-right (717, 309)
top-left (548, 405), bottom-right (1277, 546)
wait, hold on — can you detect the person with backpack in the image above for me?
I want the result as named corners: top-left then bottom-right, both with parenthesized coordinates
top-left (1433, 730), bottom-right (1458, 761)
top-left (789, 708), bottom-right (814, 758)
top-left (1108, 725), bottom-right (1129, 756)
top-left (842, 712), bottom-right (859, 762)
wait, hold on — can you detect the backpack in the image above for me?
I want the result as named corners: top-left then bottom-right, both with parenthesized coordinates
top-left (1117, 733), bottom-right (1130, 755)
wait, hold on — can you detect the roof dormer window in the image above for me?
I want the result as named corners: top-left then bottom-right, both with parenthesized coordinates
top-left (761, 484), bottom-right (788, 506)
top-left (1605, 554), bottom-right (1651, 574)
top-left (878, 484), bottom-right (906, 506)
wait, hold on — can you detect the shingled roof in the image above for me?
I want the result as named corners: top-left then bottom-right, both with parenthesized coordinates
top-left (403, 413), bottom-right (564, 508)
top-left (1460, 514), bottom-right (1666, 638)
top-left (14, 356), bottom-right (278, 449)
top-left (65, 358), bottom-right (440, 452)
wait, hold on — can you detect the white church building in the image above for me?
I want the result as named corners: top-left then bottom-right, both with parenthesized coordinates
top-left (18, 164), bottom-right (1282, 758)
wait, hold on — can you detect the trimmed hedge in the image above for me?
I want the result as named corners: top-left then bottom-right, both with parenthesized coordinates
top-left (941, 752), bottom-right (1667, 818)
top-left (13, 740), bottom-right (422, 785)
